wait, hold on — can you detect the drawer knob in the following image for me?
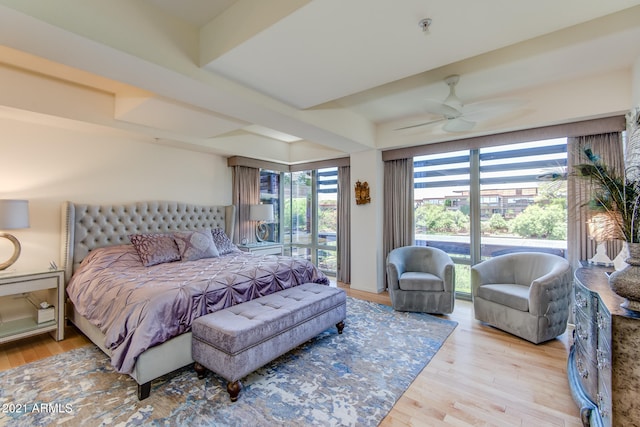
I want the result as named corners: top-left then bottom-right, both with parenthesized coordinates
top-left (597, 312), bottom-right (608, 330)
top-left (575, 293), bottom-right (587, 308)
top-left (597, 392), bottom-right (609, 418)
top-left (597, 349), bottom-right (609, 369)
top-left (576, 325), bottom-right (589, 341)
top-left (577, 357), bottom-right (589, 379)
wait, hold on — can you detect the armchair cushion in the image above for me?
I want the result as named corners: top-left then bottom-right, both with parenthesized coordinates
top-left (477, 284), bottom-right (529, 312)
top-left (399, 272), bottom-right (444, 292)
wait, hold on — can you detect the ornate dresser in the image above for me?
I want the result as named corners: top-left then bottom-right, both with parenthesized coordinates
top-left (569, 265), bottom-right (640, 426)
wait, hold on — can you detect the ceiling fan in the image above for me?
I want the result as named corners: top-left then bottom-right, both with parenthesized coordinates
top-left (395, 75), bottom-right (521, 132)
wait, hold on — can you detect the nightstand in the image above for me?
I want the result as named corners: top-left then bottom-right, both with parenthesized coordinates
top-left (237, 242), bottom-right (284, 256)
top-left (0, 270), bottom-right (65, 344)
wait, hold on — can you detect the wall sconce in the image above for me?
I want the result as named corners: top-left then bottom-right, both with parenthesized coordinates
top-left (250, 204), bottom-right (274, 242)
top-left (0, 199), bottom-right (30, 270)
top-left (355, 181), bottom-right (371, 205)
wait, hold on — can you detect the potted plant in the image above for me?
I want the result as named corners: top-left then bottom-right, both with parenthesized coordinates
top-left (575, 148), bottom-right (640, 311)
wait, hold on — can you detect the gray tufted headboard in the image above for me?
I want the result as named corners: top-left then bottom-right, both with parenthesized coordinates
top-left (60, 201), bottom-right (236, 282)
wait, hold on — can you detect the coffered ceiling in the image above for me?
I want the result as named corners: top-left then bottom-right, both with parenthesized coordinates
top-left (1, 0), bottom-right (639, 164)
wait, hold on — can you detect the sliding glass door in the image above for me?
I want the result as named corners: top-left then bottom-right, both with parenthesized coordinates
top-left (258, 170), bottom-right (281, 243)
top-left (414, 150), bottom-right (472, 295)
top-left (284, 170), bottom-right (312, 260)
top-left (317, 168), bottom-right (338, 273)
top-left (413, 138), bottom-right (567, 298)
top-left (282, 168), bottom-right (338, 276)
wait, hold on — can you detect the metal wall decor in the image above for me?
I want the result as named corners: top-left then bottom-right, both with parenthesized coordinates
top-left (354, 180), bottom-right (371, 205)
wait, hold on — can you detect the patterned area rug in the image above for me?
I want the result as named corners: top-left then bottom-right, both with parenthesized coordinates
top-left (0, 297), bottom-right (456, 427)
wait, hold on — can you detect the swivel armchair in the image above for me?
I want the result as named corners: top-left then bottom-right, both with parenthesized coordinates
top-left (386, 246), bottom-right (455, 314)
top-left (471, 252), bottom-right (572, 344)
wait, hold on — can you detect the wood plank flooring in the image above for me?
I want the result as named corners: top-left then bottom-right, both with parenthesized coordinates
top-left (0, 285), bottom-right (582, 426)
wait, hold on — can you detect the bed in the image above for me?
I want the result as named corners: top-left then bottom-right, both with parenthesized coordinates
top-left (60, 201), bottom-right (329, 399)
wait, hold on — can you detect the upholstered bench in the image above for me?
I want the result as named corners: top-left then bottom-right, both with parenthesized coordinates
top-left (192, 283), bottom-right (346, 401)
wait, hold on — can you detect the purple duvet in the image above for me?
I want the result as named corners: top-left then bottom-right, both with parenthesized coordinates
top-left (66, 244), bottom-right (329, 374)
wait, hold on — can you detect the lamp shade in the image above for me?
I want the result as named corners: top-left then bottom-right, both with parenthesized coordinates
top-left (249, 204), bottom-right (274, 222)
top-left (587, 212), bottom-right (619, 243)
top-left (0, 200), bottom-right (29, 230)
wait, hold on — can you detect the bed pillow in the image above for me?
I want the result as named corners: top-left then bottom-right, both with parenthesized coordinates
top-left (129, 233), bottom-right (181, 267)
top-left (173, 229), bottom-right (219, 261)
top-left (211, 228), bottom-right (239, 255)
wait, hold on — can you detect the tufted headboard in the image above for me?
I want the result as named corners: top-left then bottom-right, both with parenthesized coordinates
top-left (60, 201), bottom-right (236, 282)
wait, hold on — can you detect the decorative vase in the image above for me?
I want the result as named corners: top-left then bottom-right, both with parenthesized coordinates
top-left (609, 242), bottom-right (640, 312)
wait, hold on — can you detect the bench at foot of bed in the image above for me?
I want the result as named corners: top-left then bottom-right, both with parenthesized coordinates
top-left (191, 283), bottom-right (347, 401)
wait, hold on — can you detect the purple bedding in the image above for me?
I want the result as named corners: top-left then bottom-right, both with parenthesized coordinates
top-left (66, 244), bottom-right (329, 374)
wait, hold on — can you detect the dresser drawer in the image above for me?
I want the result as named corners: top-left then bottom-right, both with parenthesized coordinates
top-left (597, 370), bottom-right (612, 427)
top-left (574, 281), bottom-right (596, 319)
top-left (574, 287), bottom-right (597, 356)
top-left (596, 304), bottom-right (611, 359)
top-left (573, 336), bottom-right (598, 399)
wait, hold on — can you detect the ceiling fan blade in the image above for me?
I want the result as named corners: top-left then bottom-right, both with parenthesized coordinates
top-left (461, 99), bottom-right (525, 121)
top-left (394, 117), bottom-right (445, 131)
top-left (423, 99), bottom-right (462, 118)
top-left (443, 118), bottom-right (475, 132)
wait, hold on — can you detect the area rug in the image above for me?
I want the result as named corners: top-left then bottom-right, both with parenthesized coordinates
top-left (0, 297), bottom-right (456, 427)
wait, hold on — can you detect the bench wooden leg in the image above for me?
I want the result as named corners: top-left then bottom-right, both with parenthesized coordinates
top-left (194, 362), bottom-right (207, 379)
top-left (227, 380), bottom-right (242, 402)
top-left (336, 321), bottom-right (345, 334)
top-left (137, 382), bottom-right (151, 400)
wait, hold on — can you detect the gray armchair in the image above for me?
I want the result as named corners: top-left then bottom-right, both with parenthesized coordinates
top-left (471, 252), bottom-right (572, 344)
top-left (386, 246), bottom-right (455, 314)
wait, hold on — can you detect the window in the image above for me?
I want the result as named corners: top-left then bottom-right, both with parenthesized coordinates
top-left (414, 150), bottom-right (471, 296)
top-left (282, 167), bottom-right (338, 276)
top-left (259, 170), bottom-right (281, 242)
top-left (284, 170), bottom-right (312, 251)
top-left (414, 138), bottom-right (567, 298)
top-left (317, 168), bottom-right (338, 273)
top-left (479, 139), bottom-right (567, 261)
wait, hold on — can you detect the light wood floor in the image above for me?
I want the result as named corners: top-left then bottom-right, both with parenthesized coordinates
top-left (0, 286), bottom-right (582, 426)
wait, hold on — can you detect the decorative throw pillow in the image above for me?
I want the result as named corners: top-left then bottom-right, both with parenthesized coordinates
top-left (211, 228), bottom-right (239, 255)
top-left (173, 229), bottom-right (219, 261)
top-left (129, 233), bottom-right (181, 267)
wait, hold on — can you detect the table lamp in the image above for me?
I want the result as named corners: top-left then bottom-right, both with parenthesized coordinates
top-left (249, 204), bottom-right (274, 242)
top-left (0, 199), bottom-right (30, 270)
top-left (587, 214), bottom-right (613, 266)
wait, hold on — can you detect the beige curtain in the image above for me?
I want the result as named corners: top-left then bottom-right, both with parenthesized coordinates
top-left (337, 166), bottom-right (351, 284)
top-left (567, 132), bottom-right (624, 268)
top-left (232, 165), bottom-right (260, 244)
top-left (383, 158), bottom-right (414, 272)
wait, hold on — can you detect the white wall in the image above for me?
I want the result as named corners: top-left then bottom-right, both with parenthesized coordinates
top-left (349, 149), bottom-right (385, 293)
top-left (0, 115), bottom-right (231, 273)
top-left (633, 55), bottom-right (640, 107)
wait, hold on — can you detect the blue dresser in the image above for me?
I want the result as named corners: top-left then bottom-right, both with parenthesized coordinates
top-left (569, 266), bottom-right (640, 427)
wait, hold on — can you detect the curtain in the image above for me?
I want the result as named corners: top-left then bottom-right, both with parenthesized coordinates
top-left (383, 158), bottom-right (414, 271)
top-left (231, 165), bottom-right (260, 244)
top-left (567, 132), bottom-right (624, 268)
top-left (337, 166), bottom-right (351, 284)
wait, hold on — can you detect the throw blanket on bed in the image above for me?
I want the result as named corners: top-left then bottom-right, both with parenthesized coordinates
top-left (66, 245), bottom-right (329, 374)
